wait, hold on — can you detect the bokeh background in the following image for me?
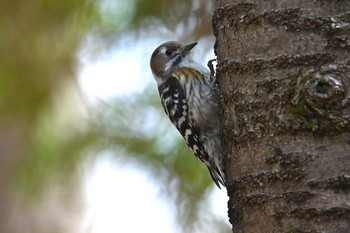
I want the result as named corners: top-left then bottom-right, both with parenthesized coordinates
top-left (0, 0), bottom-right (230, 232)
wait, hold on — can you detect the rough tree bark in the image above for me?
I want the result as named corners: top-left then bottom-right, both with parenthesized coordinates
top-left (212, 1), bottom-right (350, 232)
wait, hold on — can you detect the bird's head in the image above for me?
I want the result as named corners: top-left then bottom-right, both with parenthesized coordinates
top-left (150, 41), bottom-right (197, 79)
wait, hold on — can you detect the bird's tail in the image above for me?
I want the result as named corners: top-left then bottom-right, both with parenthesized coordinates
top-left (207, 162), bottom-right (226, 189)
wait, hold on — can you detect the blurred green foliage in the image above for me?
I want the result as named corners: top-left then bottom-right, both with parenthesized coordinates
top-left (99, 0), bottom-right (213, 40)
top-left (0, 0), bottom-right (229, 232)
top-left (0, 0), bottom-right (97, 122)
top-left (0, 0), bottom-right (99, 231)
top-left (0, 0), bottom-right (98, 188)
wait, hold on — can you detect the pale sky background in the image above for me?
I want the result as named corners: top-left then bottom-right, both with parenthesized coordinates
top-left (77, 35), bottom-right (230, 233)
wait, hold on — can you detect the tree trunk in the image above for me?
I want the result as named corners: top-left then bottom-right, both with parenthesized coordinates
top-left (213, 1), bottom-right (350, 232)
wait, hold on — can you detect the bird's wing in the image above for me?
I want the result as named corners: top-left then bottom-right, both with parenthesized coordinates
top-left (158, 76), bottom-right (208, 162)
top-left (158, 76), bottom-right (225, 188)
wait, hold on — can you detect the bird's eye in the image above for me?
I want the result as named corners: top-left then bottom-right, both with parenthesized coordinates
top-left (165, 50), bottom-right (172, 56)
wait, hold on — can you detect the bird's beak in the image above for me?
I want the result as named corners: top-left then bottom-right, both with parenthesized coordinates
top-left (182, 42), bottom-right (198, 56)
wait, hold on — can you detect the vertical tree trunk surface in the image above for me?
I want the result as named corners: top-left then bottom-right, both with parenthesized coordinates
top-left (213, 1), bottom-right (350, 232)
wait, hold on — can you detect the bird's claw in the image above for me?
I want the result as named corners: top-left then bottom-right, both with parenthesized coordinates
top-left (207, 59), bottom-right (217, 85)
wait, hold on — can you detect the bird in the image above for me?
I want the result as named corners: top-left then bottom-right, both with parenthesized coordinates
top-left (150, 41), bottom-right (225, 188)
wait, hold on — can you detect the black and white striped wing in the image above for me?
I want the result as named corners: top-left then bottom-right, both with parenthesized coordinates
top-left (158, 76), bottom-right (208, 162)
